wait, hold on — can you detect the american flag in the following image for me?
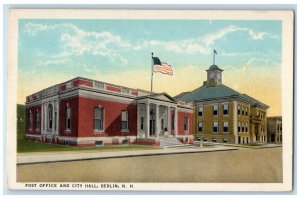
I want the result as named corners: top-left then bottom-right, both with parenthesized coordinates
top-left (154, 62), bottom-right (173, 76)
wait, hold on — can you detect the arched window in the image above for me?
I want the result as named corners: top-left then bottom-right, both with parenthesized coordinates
top-left (66, 104), bottom-right (71, 130)
top-left (48, 104), bottom-right (53, 129)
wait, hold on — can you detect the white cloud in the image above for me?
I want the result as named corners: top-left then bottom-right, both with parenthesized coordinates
top-left (245, 57), bottom-right (270, 66)
top-left (24, 22), bottom-right (130, 65)
top-left (203, 25), bottom-right (238, 46)
top-left (132, 25), bottom-right (277, 55)
top-left (33, 58), bottom-right (67, 68)
top-left (24, 22), bottom-right (279, 66)
top-left (203, 25), bottom-right (278, 46)
top-left (186, 43), bottom-right (210, 54)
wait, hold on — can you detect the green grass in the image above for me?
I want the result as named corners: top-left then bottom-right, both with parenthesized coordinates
top-left (18, 139), bottom-right (157, 153)
top-left (17, 104), bottom-right (158, 153)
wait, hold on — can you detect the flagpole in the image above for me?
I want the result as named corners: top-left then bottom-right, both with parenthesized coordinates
top-left (151, 52), bottom-right (154, 92)
top-left (213, 50), bottom-right (215, 65)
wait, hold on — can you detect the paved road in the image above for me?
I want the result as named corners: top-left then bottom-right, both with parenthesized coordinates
top-left (17, 147), bottom-right (282, 183)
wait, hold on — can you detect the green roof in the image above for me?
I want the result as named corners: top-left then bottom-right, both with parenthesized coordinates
top-left (206, 64), bottom-right (224, 71)
top-left (174, 84), bottom-right (269, 108)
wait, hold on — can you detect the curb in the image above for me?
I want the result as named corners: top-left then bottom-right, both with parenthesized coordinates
top-left (17, 148), bottom-right (238, 166)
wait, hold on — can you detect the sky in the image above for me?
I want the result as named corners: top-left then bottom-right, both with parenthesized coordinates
top-left (18, 19), bottom-right (282, 116)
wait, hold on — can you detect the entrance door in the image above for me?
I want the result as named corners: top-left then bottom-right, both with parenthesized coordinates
top-left (271, 134), bottom-right (275, 142)
top-left (149, 120), bottom-right (156, 136)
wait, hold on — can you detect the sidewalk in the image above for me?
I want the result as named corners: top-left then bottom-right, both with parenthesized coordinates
top-left (17, 145), bottom-right (238, 165)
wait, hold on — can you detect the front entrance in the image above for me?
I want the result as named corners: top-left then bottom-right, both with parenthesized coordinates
top-left (271, 134), bottom-right (275, 142)
top-left (149, 119), bottom-right (156, 136)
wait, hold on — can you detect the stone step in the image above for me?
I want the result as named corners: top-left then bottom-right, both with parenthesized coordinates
top-left (159, 138), bottom-right (184, 147)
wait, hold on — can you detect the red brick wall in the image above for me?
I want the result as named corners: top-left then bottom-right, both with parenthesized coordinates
top-left (26, 105), bottom-right (42, 135)
top-left (78, 97), bottom-right (137, 137)
top-left (59, 97), bottom-right (79, 137)
top-left (106, 85), bottom-right (121, 93)
top-left (177, 111), bottom-right (193, 135)
top-left (73, 79), bottom-right (93, 87)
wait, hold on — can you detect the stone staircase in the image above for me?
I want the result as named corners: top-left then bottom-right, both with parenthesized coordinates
top-left (159, 137), bottom-right (184, 147)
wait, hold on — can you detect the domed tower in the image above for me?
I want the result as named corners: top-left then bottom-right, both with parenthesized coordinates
top-left (206, 49), bottom-right (223, 87)
top-left (206, 64), bottom-right (223, 87)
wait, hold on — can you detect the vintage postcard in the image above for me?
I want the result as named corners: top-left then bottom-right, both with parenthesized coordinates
top-left (7, 9), bottom-right (294, 191)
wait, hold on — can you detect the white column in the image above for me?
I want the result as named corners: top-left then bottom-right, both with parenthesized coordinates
top-left (167, 106), bottom-right (171, 135)
top-left (52, 102), bottom-right (55, 135)
top-left (137, 103), bottom-right (140, 136)
top-left (174, 107), bottom-right (178, 137)
top-left (56, 100), bottom-right (60, 135)
top-left (44, 103), bottom-right (48, 134)
top-left (41, 103), bottom-right (44, 134)
top-left (145, 103), bottom-right (150, 138)
top-left (155, 104), bottom-right (160, 137)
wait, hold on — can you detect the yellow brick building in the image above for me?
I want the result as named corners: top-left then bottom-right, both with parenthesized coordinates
top-left (267, 116), bottom-right (282, 143)
top-left (175, 64), bottom-right (269, 144)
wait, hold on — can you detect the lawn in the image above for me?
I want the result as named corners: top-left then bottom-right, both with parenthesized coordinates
top-left (17, 104), bottom-right (159, 153)
top-left (17, 139), bottom-right (158, 153)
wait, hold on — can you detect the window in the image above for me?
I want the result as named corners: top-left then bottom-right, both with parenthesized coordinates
top-left (213, 105), bottom-right (218, 116)
top-left (198, 106), bottom-right (203, 116)
top-left (184, 117), bottom-right (189, 132)
top-left (94, 81), bottom-right (104, 89)
top-left (246, 123), bottom-right (248, 133)
top-left (29, 110), bottom-right (33, 129)
top-left (66, 82), bottom-right (73, 89)
top-left (36, 111), bottom-right (40, 130)
top-left (122, 88), bottom-right (129, 93)
top-left (121, 111), bottom-right (129, 131)
top-left (223, 104), bottom-right (229, 115)
top-left (213, 122), bottom-right (219, 133)
top-left (48, 104), bottom-right (53, 129)
top-left (238, 122), bottom-right (241, 132)
top-left (54, 112), bottom-right (57, 130)
top-left (198, 122), bottom-right (203, 132)
top-left (212, 138), bottom-right (218, 142)
top-left (66, 105), bottom-right (71, 130)
top-left (140, 117), bottom-right (144, 130)
top-left (245, 108), bottom-right (248, 116)
top-left (161, 118), bottom-right (164, 131)
top-left (238, 106), bottom-right (241, 115)
top-left (223, 122), bottom-right (229, 133)
top-left (223, 139), bottom-right (228, 143)
top-left (242, 107), bottom-right (244, 115)
top-left (122, 88), bottom-right (130, 94)
top-left (242, 123), bottom-right (245, 132)
top-left (95, 141), bottom-right (103, 146)
top-left (94, 107), bottom-right (104, 131)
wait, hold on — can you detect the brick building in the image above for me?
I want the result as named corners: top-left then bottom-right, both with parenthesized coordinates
top-left (175, 64), bottom-right (269, 144)
top-left (25, 77), bottom-right (194, 146)
top-left (267, 116), bottom-right (282, 143)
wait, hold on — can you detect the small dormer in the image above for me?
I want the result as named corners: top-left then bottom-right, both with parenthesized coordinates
top-left (206, 64), bottom-right (223, 87)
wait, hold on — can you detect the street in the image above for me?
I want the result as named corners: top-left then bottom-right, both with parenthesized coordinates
top-left (17, 147), bottom-right (282, 183)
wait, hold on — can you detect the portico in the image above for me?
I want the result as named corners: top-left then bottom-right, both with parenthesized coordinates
top-left (136, 93), bottom-right (178, 139)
